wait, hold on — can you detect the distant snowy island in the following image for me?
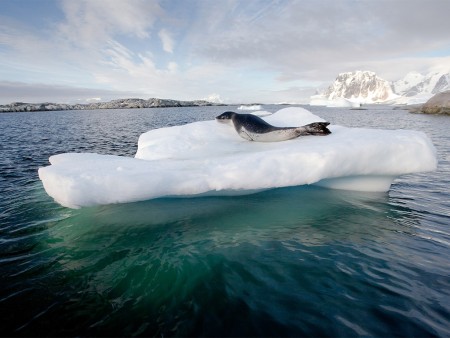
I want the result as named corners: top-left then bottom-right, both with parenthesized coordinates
top-left (0, 97), bottom-right (225, 113)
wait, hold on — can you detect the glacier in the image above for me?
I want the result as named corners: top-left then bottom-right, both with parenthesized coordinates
top-left (38, 107), bottom-right (437, 209)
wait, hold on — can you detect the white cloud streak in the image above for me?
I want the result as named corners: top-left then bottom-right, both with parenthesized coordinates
top-left (158, 29), bottom-right (174, 53)
top-left (58, 0), bottom-right (161, 45)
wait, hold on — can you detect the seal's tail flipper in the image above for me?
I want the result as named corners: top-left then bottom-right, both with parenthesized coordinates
top-left (302, 122), bottom-right (331, 136)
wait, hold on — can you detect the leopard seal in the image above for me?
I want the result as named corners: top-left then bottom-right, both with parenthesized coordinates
top-left (215, 111), bottom-right (331, 142)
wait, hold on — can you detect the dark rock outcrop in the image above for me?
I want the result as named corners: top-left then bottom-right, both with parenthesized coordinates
top-left (419, 90), bottom-right (450, 115)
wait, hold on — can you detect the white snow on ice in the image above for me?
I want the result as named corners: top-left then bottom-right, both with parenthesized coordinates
top-left (38, 107), bottom-right (437, 208)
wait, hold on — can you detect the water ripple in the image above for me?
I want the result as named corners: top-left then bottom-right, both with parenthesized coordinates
top-left (1, 106), bottom-right (449, 336)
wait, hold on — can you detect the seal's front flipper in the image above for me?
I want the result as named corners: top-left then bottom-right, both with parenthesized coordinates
top-left (301, 122), bottom-right (331, 136)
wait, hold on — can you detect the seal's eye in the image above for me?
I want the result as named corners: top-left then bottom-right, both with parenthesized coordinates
top-left (216, 114), bottom-right (226, 119)
top-left (216, 111), bottom-right (235, 121)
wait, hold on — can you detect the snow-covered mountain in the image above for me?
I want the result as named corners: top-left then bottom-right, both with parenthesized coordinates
top-left (311, 70), bottom-right (450, 106)
top-left (324, 71), bottom-right (397, 103)
top-left (392, 71), bottom-right (450, 103)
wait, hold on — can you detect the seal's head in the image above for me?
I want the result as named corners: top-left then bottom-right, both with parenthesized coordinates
top-left (215, 111), bottom-right (236, 123)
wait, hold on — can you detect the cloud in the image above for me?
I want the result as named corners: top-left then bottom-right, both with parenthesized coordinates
top-left (189, 0), bottom-right (450, 81)
top-left (1, 0), bottom-right (450, 104)
top-left (0, 81), bottom-right (145, 104)
top-left (158, 29), bottom-right (174, 53)
top-left (0, 0), bottom-right (163, 84)
top-left (90, 39), bottom-right (236, 100)
top-left (58, 0), bottom-right (162, 46)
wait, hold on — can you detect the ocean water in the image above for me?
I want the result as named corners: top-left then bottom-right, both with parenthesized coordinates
top-left (0, 105), bottom-right (449, 336)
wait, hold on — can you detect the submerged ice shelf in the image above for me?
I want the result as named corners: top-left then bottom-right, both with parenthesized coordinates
top-left (39, 107), bottom-right (437, 208)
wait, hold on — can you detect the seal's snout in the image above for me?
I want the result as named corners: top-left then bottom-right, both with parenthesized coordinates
top-left (216, 111), bottom-right (236, 123)
top-left (303, 122), bottom-right (332, 136)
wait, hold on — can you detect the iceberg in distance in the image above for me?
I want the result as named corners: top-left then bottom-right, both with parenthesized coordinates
top-left (310, 95), bottom-right (361, 107)
top-left (237, 104), bottom-right (262, 110)
top-left (38, 107), bottom-right (437, 208)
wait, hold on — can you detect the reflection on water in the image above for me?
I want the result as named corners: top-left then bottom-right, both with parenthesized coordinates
top-left (51, 186), bottom-right (408, 247)
top-left (1, 185), bottom-right (447, 336)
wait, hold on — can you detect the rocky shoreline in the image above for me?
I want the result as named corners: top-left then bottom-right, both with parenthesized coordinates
top-left (0, 98), bottom-right (225, 113)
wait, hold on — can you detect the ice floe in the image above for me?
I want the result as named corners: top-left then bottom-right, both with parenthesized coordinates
top-left (39, 107), bottom-right (437, 208)
top-left (310, 95), bottom-right (361, 108)
top-left (237, 105), bottom-right (262, 110)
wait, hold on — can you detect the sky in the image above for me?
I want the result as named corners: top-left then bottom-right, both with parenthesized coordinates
top-left (1, 0), bottom-right (450, 104)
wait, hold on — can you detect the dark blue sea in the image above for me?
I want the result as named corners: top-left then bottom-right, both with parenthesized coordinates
top-left (0, 105), bottom-right (449, 337)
